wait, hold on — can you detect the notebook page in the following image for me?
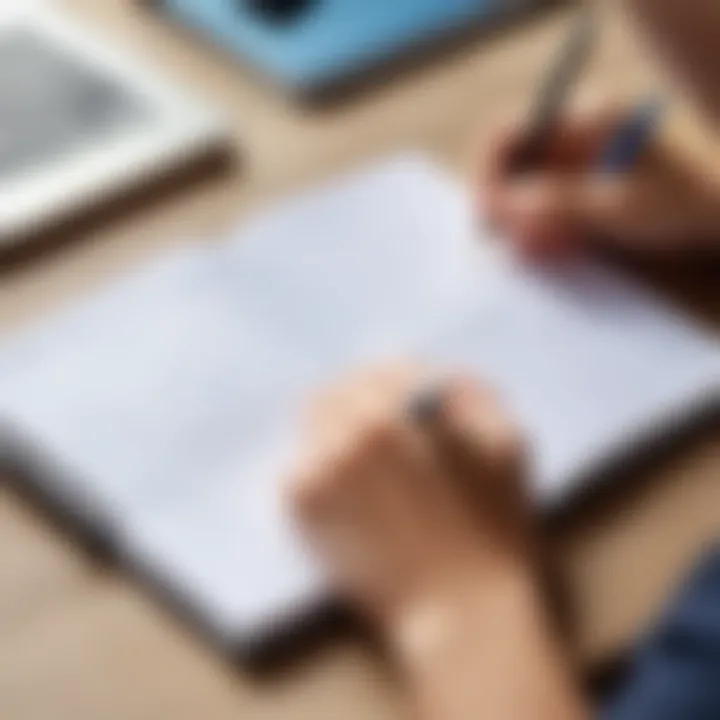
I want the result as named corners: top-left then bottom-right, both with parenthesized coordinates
top-left (0, 153), bottom-right (717, 641)
top-left (0, 247), bottom-right (315, 520)
top-left (420, 255), bottom-right (720, 501)
top-left (223, 154), bottom-right (719, 503)
top-left (146, 154), bottom-right (716, 635)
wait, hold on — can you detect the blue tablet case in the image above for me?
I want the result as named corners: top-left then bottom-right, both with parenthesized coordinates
top-left (157, 0), bottom-right (542, 94)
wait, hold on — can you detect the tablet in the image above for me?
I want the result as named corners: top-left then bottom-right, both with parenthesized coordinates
top-left (0, 3), bottom-right (228, 247)
top-left (155, 0), bottom-right (546, 96)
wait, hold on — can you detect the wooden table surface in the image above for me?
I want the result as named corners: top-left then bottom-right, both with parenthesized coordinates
top-left (1, 2), bottom-right (719, 718)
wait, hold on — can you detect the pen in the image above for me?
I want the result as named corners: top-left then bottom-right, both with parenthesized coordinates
top-left (510, 4), bottom-right (597, 173)
top-left (407, 98), bottom-right (666, 425)
top-left (407, 6), bottom-right (598, 425)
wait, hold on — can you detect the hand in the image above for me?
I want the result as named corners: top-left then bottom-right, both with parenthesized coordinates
top-left (481, 106), bottom-right (720, 258)
top-left (285, 363), bottom-right (531, 645)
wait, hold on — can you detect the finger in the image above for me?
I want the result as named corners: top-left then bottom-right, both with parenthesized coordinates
top-left (292, 363), bottom-right (426, 522)
top-left (414, 377), bottom-right (528, 524)
top-left (495, 176), bottom-right (586, 256)
top-left (482, 106), bottom-right (624, 189)
top-left (497, 173), bottom-right (650, 256)
top-left (285, 448), bottom-right (342, 527)
top-left (482, 122), bottom-right (524, 190)
top-left (433, 377), bottom-right (524, 475)
top-left (539, 106), bottom-right (626, 168)
top-left (290, 403), bottom-right (438, 608)
top-left (352, 371), bottom-right (495, 538)
top-left (307, 362), bottom-right (426, 440)
top-left (287, 416), bottom-right (403, 547)
top-left (481, 109), bottom-right (625, 232)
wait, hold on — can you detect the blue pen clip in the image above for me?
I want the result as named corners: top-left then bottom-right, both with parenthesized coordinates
top-left (598, 98), bottom-right (666, 176)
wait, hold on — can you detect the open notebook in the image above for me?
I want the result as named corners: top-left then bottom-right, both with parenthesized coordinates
top-left (0, 155), bottom-right (718, 650)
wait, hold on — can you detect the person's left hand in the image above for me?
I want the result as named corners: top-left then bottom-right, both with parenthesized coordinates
top-left (480, 106), bottom-right (720, 259)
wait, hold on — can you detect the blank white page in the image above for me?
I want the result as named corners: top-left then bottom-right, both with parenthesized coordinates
top-left (0, 153), bottom-right (718, 643)
top-left (422, 256), bottom-right (719, 502)
top-left (223, 153), bottom-right (720, 501)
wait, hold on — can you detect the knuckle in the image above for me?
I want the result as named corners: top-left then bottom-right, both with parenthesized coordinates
top-left (442, 374), bottom-right (492, 419)
top-left (443, 376), bottom-right (527, 464)
top-left (358, 414), bottom-right (402, 455)
top-left (323, 445), bottom-right (357, 482)
top-left (309, 416), bottom-right (402, 490)
top-left (487, 423), bottom-right (528, 478)
top-left (492, 424), bottom-right (525, 462)
top-left (444, 373), bottom-right (480, 401)
top-left (285, 463), bottom-right (332, 513)
top-left (284, 473), bottom-right (313, 512)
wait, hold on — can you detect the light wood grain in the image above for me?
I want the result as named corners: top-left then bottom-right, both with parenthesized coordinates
top-left (0, 487), bottom-right (93, 634)
top-left (1, 1), bottom-right (718, 717)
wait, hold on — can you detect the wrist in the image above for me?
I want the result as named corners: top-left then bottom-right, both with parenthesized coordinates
top-left (382, 556), bottom-right (589, 720)
top-left (387, 558), bottom-right (541, 675)
top-left (700, 182), bottom-right (720, 246)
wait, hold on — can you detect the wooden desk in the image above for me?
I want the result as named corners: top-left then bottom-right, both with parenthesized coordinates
top-left (1, 2), bottom-right (719, 718)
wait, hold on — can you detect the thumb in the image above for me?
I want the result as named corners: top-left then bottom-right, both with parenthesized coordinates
top-left (420, 377), bottom-right (526, 485)
top-left (500, 175), bottom-right (642, 255)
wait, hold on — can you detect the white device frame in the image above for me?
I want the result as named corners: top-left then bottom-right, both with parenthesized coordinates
top-left (0, 2), bottom-right (227, 246)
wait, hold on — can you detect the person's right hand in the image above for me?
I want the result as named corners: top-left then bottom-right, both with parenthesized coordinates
top-left (285, 366), bottom-right (588, 720)
top-left (285, 364), bottom-right (531, 646)
top-left (481, 106), bottom-right (720, 259)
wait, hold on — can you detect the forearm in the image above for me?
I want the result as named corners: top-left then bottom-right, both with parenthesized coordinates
top-left (623, 0), bottom-right (720, 124)
top-left (391, 566), bottom-right (589, 720)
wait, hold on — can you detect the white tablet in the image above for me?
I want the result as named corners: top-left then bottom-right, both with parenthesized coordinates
top-left (0, 3), bottom-right (228, 246)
